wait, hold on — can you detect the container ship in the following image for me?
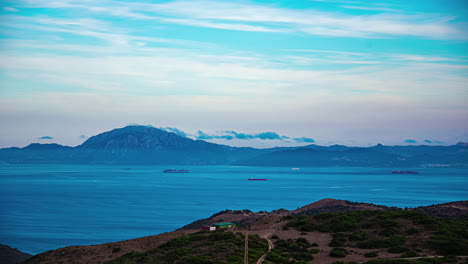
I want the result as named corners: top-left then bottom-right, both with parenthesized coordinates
top-left (392, 170), bottom-right (419, 174)
top-left (163, 169), bottom-right (189, 173)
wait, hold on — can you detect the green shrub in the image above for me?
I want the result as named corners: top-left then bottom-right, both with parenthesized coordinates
top-left (329, 238), bottom-right (345, 247)
top-left (309, 248), bottom-right (320, 254)
top-left (265, 249), bottom-right (289, 264)
top-left (379, 227), bottom-right (399, 237)
top-left (406, 228), bottom-right (419, 235)
top-left (329, 248), bottom-right (348, 258)
top-left (281, 215), bottom-right (293, 221)
top-left (380, 219), bottom-right (402, 229)
top-left (364, 251), bottom-right (379, 258)
top-left (296, 237), bottom-right (310, 246)
top-left (357, 239), bottom-right (388, 249)
top-left (292, 252), bottom-right (314, 261)
top-left (319, 215), bottom-right (359, 232)
top-left (299, 224), bottom-right (316, 232)
top-left (350, 231), bottom-right (369, 241)
top-left (275, 239), bottom-right (308, 253)
top-left (427, 233), bottom-right (468, 255)
top-left (356, 235), bottom-right (406, 249)
top-left (385, 236), bottom-right (406, 247)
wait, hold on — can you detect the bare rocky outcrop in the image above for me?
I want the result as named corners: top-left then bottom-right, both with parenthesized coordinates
top-left (292, 198), bottom-right (400, 215)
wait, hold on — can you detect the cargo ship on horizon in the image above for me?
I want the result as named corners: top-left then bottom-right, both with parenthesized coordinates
top-left (392, 170), bottom-right (419, 174)
top-left (163, 169), bottom-right (189, 173)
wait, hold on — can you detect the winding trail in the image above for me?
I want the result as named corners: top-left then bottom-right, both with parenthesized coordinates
top-left (256, 236), bottom-right (274, 264)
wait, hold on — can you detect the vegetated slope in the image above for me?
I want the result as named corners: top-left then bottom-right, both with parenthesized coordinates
top-left (104, 231), bottom-right (268, 264)
top-left (179, 198), bottom-right (398, 231)
top-left (283, 210), bottom-right (468, 256)
top-left (19, 199), bottom-right (468, 264)
top-left (360, 256), bottom-right (462, 264)
top-left (181, 200), bottom-right (468, 263)
top-left (21, 229), bottom-right (198, 264)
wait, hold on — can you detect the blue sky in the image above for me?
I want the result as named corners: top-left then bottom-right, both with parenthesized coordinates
top-left (0, 0), bottom-right (467, 148)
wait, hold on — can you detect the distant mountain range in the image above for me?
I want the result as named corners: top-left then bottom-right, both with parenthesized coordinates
top-left (1, 125), bottom-right (467, 167)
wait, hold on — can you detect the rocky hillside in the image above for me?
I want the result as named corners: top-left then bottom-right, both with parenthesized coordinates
top-left (0, 244), bottom-right (32, 264)
top-left (292, 198), bottom-right (401, 215)
top-left (412, 201), bottom-right (468, 219)
top-left (77, 126), bottom-right (226, 152)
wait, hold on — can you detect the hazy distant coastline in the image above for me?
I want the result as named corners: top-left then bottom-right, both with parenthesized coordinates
top-left (0, 125), bottom-right (467, 167)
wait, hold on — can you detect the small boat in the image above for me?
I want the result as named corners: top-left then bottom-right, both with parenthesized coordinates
top-left (248, 178), bottom-right (267, 181)
top-left (163, 169), bottom-right (189, 173)
top-left (392, 170), bottom-right (419, 174)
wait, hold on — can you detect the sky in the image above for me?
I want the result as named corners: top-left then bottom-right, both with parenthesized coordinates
top-left (0, 0), bottom-right (467, 148)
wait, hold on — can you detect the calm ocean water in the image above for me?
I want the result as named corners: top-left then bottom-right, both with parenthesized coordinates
top-left (0, 164), bottom-right (467, 254)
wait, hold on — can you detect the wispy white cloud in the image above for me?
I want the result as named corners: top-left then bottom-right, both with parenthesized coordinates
top-left (309, 0), bottom-right (364, 4)
top-left (2, 46), bottom-right (466, 102)
top-left (284, 49), bottom-right (366, 56)
top-left (339, 5), bottom-right (399, 12)
top-left (159, 17), bottom-right (283, 32)
top-left (13, 0), bottom-right (468, 39)
top-left (282, 49), bottom-right (468, 65)
top-left (311, 0), bottom-right (400, 12)
top-left (0, 15), bottom-right (221, 54)
top-left (390, 54), bottom-right (467, 62)
top-left (3, 7), bottom-right (19, 12)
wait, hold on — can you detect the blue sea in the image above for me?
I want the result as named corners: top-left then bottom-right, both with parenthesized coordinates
top-left (0, 164), bottom-right (467, 255)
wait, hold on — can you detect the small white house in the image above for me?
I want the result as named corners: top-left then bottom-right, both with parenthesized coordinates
top-left (201, 225), bottom-right (216, 231)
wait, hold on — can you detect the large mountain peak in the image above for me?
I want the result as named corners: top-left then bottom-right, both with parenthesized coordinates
top-left (77, 125), bottom-right (219, 151)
